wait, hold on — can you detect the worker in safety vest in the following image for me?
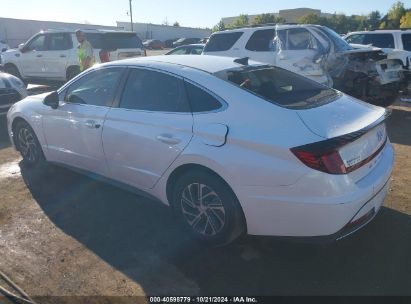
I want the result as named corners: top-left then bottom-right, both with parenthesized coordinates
top-left (75, 30), bottom-right (95, 71)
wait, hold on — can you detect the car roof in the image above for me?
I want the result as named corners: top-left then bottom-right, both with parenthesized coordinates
top-left (39, 29), bottom-right (135, 35)
top-left (347, 29), bottom-right (411, 34)
top-left (106, 55), bottom-right (264, 74)
top-left (212, 24), bottom-right (323, 34)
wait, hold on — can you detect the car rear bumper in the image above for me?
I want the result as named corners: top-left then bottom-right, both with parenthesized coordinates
top-left (235, 142), bottom-right (394, 239)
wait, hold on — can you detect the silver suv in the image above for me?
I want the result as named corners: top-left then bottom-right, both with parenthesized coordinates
top-left (0, 29), bottom-right (145, 84)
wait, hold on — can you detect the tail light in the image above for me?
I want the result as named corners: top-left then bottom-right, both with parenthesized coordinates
top-left (291, 123), bottom-right (387, 175)
top-left (99, 50), bottom-right (110, 63)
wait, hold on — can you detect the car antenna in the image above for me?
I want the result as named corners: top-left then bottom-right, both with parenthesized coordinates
top-left (234, 57), bottom-right (249, 65)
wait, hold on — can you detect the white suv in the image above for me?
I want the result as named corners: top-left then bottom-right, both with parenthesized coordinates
top-left (203, 25), bottom-right (407, 106)
top-left (344, 29), bottom-right (411, 52)
top-left (0, 29), bottom-right (145, 84)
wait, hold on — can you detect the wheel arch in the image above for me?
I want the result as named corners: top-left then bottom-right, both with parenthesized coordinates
top-left (165, 163), bottom-right (247, 232)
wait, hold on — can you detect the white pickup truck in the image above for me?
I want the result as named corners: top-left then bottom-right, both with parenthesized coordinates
top-left (0, 29), bottom-right (146, 84)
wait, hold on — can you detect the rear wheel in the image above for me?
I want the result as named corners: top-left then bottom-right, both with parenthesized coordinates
top-left (173, 171), bottom-right (245, 245)
top-left (14, 121), bottom-right (45, 167)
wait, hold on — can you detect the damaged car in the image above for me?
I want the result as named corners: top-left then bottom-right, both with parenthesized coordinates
top-left (203, 24), bottom-right (407, 106)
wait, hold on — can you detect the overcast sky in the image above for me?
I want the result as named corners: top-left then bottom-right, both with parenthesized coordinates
top-left (0, 0), bottom-right (403, 28)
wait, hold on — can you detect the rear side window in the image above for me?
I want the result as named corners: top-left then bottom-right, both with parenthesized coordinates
top-left (103, 33), bottom-right (143, 49)
top-left (363, 34), bottom-right (395, 48)
top-left (120, 68), bottom-right (190, 112)
top-left (215, 66), bottom-right (340, 110)
top-left (184, 82), bottom-right (222, 112)
top-left (277, 28), bottom-right (320, 50)
top-left (204, 32), bottom-right (243, 52)
top-left (85, 33), bottom-right (103, 49)
top-left (246, 29), bottom-right (275, 51)
top-left (401, 34), bottom-right (411, 51)
top-left (345, 34), bottom-right (365, 44)
top-left (47, 33), bottom-right (72, 51)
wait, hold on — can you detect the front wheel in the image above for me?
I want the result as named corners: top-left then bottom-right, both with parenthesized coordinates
top-left (14, 121), bottom-right (45, 166)
top-left (173, 171), bottom-right (245, 245)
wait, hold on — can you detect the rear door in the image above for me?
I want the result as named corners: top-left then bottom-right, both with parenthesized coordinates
top-left (43, 33), bottom-right (73, 79)
top-left (243, 28), bottom-right (276, 64)
top-left (102, 67), bottom-right (193, 190)
top-left (19, 34), bottom-right (47, 78)
top-left (42, 67), bottom-right (125, 176)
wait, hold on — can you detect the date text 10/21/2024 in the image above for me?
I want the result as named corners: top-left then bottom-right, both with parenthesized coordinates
top-left (149, 297), bottom-right (258, 303)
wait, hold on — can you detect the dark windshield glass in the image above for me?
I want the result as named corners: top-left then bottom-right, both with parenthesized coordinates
top-left (320, 27), bottom-right (353, 51)
top-left (214, 66), bottom-right (341, 110)
top-left (103, 33), bottom-right (143, 49)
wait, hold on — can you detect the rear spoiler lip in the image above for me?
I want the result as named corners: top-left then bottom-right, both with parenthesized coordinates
top-left (291, 109), bottom-right (391, 155)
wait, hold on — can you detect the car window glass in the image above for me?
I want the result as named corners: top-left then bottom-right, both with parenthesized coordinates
top-left (48, 33), bottom-right (72, 51)
top-left (246, 29), bottom-right (275, 51)
top-left (185, 81), bottom-right (222, 112)
top-left (26, 35), bottom-right (46, 51)
top-left (120, 68), bottom-right (190, 112)
top-left (85, 33), bottom-right (103, 49)
top-left (204, 32), bottom-right (243, 52)
top-left (103, 33), bottom-right (143, 49)
top-left (190, 47), bottom-right (203, 54)
top-left (345, 34), bottom-right (365, 44)
top-left (277, 28), bottom-right (319, 50)
top-left (169, 48), bottom-right (188, 55)
top-left (363, 34), bottom-right (395, 48)
top-left (215, 66), bottom-right (340, 110)
top-left (65, 68), bottom-right (123, 107)
top-left (402, 34), bottom-right (411, 51)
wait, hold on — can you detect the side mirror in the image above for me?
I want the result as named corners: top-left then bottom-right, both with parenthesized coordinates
top-left (43, 91), bottom-right (59, 109)
top-left (18, 43), bottom-right (27, 53)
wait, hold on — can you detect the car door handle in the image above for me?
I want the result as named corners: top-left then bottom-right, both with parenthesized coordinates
top-left (60, 54), bottom-right (66, 58)
top-left (36, 54), bottom-right (43, 58)
top-left (85, 120), bottom-right (101, 129)
top-left (156, 135), bottom-right (181, 145)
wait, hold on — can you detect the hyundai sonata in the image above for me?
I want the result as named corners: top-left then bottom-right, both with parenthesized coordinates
top-left (7, 55), bottom-right (394, 245)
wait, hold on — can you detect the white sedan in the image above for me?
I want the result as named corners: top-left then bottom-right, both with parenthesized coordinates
top-left (7, 55), bottom-right (394, 244)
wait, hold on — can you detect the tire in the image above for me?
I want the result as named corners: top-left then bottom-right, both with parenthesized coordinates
top-left (66, 66), bottom-right (80, 82)
top-left (173, 171), bottom-right (245, 245)
top-left (14, 121), bottom-right (45, 167)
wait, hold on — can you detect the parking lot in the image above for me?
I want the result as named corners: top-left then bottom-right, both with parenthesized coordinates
top-left (0, 74), bottom-right (410, 299)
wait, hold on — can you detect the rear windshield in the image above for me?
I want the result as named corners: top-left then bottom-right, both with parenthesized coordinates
top-left (85, 33), bottom-right (143, 49)
top-left (214, 66), bottom-right (341, 110)
top-left (204, 32), bottom-right (243, 52)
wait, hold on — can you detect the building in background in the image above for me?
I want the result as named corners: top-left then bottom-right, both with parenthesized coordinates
top-left (222, 8), bottom-right (333, 26)
top-left (0, 17), bottom-right (211, 48)
top-left (0, 17), bottom-right (119, 48)
top-left (116, 21), bottom-right (211, 41)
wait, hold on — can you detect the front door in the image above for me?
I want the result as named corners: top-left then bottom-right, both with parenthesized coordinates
top-left (42, 67), bottom-right (125, 176)
top-left (19, 34), bottom-right (46, 78)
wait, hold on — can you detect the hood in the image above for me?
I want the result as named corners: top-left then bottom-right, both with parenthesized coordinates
top-left (296, 94), bottom-right (386, 139)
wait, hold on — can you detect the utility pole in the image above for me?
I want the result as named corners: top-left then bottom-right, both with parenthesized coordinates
top-left (129, 0), bottom-right (134, 32)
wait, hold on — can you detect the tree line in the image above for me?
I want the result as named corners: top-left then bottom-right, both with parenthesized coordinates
top-left (212, 1), bottom-right (411, 34)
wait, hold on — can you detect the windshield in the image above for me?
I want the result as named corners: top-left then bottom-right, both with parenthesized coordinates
top-left (319, 26), bottom-right (353, 51)
top-left (214, 66), bottom-right (341, 110)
